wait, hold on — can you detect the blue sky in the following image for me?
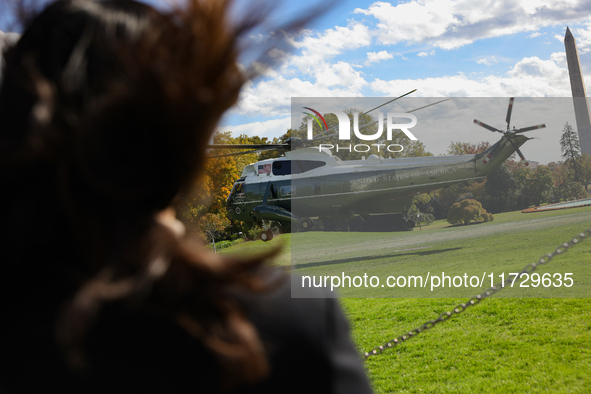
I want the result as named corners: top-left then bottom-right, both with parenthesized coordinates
top-left (2, 0), bottom-right (591, 162)
top-left (208, 0), bottom-right (591, 163)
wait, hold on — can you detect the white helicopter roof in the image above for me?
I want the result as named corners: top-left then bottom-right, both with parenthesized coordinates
top-left (240, 147), bottom-right (477, 181)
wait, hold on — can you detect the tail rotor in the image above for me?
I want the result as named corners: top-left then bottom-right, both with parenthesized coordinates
top-left (473, 97), bottom-right (545, 166)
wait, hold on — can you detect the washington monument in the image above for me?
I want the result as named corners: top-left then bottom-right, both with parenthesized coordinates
top-left (564, 27), bottom-right (591, 155)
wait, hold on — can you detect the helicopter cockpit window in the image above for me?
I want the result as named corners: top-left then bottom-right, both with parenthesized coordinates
top-left (231, 183), bottom-right (245, 199)
top-left (272, 160), bottom-right (326, 176)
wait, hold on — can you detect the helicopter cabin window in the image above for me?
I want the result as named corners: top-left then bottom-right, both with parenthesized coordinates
top-left (272, 160), bottom-right (326, 176)
top-left (280, 185), bottom-right (296, 196)
top-left (231, 183), bottom-right (245, 199)
top-left (257, 163), bottom-right (272, 175)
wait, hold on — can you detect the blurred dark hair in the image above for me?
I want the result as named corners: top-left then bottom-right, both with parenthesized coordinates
top-left (0, 0), bottom-right (309, 388)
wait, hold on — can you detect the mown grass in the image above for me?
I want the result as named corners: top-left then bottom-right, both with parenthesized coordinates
top-left (218, 233), bottom-right (292, 265)
top-left (220, 206), bottom-right (591, 393)
top-left (347, 297), bottom-right (591, 393)
top-left (290, 206), bottom-right (591, 298)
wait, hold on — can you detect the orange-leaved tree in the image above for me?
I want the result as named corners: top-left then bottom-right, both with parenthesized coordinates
top-left (198, 213), bottom-right (230, 253)
top-left (175, 131), bottom-right (273, 236)
top-left (447, 199), bottom-right (493, 225)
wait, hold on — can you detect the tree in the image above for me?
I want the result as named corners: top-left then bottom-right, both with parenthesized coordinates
top-left (175, 131), bottom-right (263, 237)
top-left (259, 129), bottom-right (298, 160)
top-left (562, 181), bottom-right (589, 201)
top-left (581, 154), bottom-right (591, 189)
top-left (483, 164), bottom-right (518, 213)
top-left (408, 193), bottom-right (435, 226)
top-left (447, 141), bottom-right (491, 155)
top-left (560, 122), bottom-right (583, 183)
top-left (465, 180), bottom-right (487, 204)
top-left (198, 213), bottom-right (230, 253)
top-left (430, 183), bottom-right (469, 218)
top-left (514, 165), bottom-right (554, 207)
top-left (549, 162), bottom-right (569, 203)
top-left (447, 199), bottom-right (493, 225)
top-left (429, 141), bottom-right (491, 217)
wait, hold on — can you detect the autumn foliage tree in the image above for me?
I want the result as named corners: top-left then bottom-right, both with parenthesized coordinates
top-left (447, 141), bottom-right (491, 155)
top-left (447, 199), bottom-right (494, 225)
top-left (198, 213), bottom-right (230, 253)
top-left (175, 131), bottom-right (264, 236)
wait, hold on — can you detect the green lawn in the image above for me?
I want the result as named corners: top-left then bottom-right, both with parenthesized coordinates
top-left (220, 207), bottom-right (591, 393)
top-left (289, 206), bottom-right (591, 298)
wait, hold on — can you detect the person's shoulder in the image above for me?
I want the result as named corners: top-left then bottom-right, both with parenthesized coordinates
top-left (240, 270), bottom-right (344, 341)
top-left (233, 270), bottom-right (373, 394)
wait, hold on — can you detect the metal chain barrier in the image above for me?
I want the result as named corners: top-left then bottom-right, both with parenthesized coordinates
top-left (364, 227), bottom-right (591, 360)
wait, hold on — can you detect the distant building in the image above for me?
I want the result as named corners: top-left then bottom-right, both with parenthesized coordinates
top-left (564, 27), bottom-right (591, 155)
top-left (527, 161), bottom-right (539, 171)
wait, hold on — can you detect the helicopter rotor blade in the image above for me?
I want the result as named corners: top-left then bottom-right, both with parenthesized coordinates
top-left (407, 98), bottom-right (451, 113)
top-left (207, 144), bottom-right (289, 150)
top-left (505, 97), bottom-right (514, 130)
top-left (473, 119), bottom-right (502, 133)
top-left (207, 147), bottom-right (284, 158)
top-left (358, 89), bottom-right (417, 116)
top-left (506, 137), bottom-right (529, 166)
top-left (513, 124), bottom-right (546, 133)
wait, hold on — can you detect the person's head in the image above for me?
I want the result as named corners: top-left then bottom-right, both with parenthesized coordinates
top-left (1, 0), bottom-right (244, 223)
top-left (0, 0), bottom-right (294, 388)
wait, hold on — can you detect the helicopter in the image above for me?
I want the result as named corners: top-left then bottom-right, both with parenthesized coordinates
top-left (211, 97), bottom-right (545, 241)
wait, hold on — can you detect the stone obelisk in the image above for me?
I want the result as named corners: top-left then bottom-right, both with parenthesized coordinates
top-left (564, 27), bottom-right (591, 155)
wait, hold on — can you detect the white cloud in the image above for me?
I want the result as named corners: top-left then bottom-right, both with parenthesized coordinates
top-left (315, 62), bottom-right (367, 90)
top-left (354, 0), bottom-right (591, 49)
top-left (417, 50), bottom-right (435, 57)
top-left (476, 55), bottom-right (498, 65)
top-left (528, 32), bottom-right (542, 38)
top-left (370, 55), bottom-right (571, 97)
top-left (237, 43), bottom-right (579, 116)
top-left (550, 51), bottom-right (567, 67)
top-left (571, 22), bottom-right (591, 54)
top-left (234, 67), bottom-right (367, 117)
top-left (217, 117), bottom-right (291, 139)
top-left (365, 50), bottom-right (394, 65)
top-left (288, 22), bottom-right (371, 74)
top-left (233, 21), bottom-right (372, 116)
top-left (231, 2), bottom-right (591, 119)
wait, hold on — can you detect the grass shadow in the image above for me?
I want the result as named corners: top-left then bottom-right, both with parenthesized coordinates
top-left (292, 246), bottom-right (463, 269)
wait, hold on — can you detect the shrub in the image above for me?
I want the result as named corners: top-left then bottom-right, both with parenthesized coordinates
top-left (204, 238), bottom-right (244, 251)
top-left (246, 225), bottom-right (263, 241)
top-left (447, 199), bottom-right (494, 225)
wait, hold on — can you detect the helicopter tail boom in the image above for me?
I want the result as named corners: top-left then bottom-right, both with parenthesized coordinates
top-left (475, 134), bottom-right (530, 176)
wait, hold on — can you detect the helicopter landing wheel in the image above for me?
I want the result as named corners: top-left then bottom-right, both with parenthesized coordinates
top-left (260, 230), bottom-right (274, 242)
top-left (301, 219), bottom-right (313, 231)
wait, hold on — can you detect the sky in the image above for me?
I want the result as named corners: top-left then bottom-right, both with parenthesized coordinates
top-left (2, 0), bottom-right (591, 163)
top-left (213, 0), bottom-right (591, 163)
